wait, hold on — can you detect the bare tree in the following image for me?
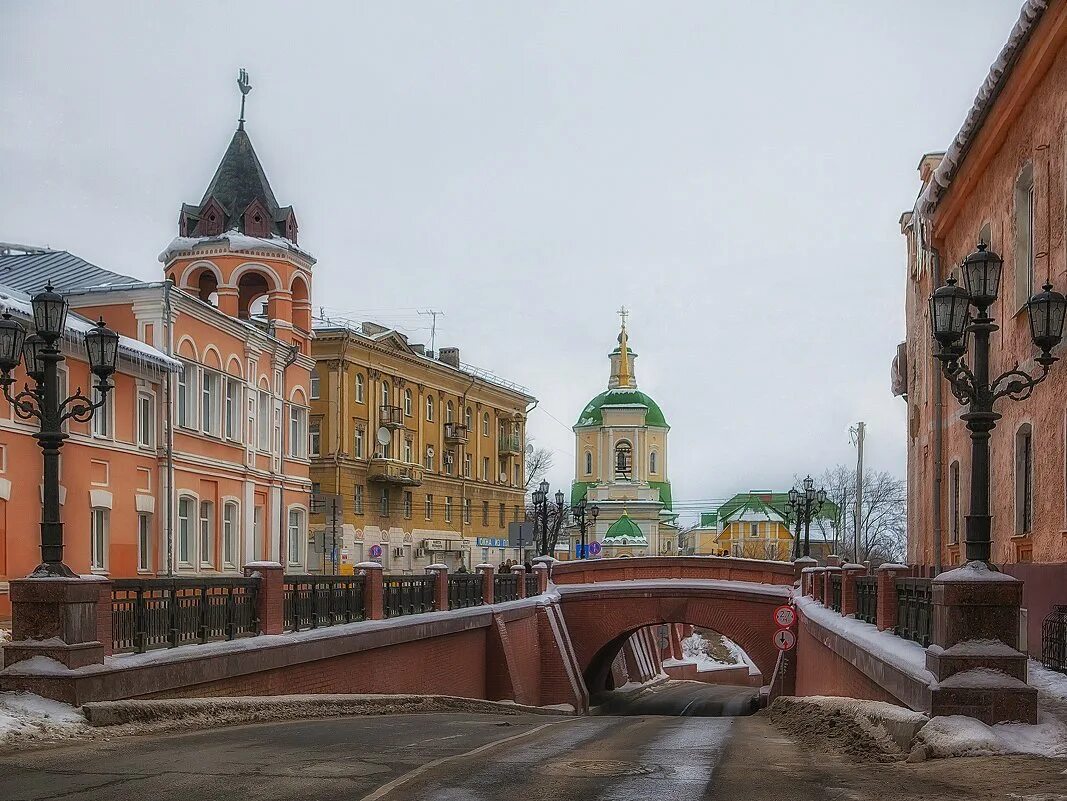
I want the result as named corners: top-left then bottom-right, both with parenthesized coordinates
top-left (524, 441), bottom-right (553, 494)
top-left (526, 500), bottom-right (568, 557)
top-left (811, 465), bottom-right (907, 564)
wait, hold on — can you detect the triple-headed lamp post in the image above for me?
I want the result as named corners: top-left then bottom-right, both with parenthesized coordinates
top-left (930, 243), bottom-right (1067, 565)
top-left (0, 284), bottom-right (119, 578)
top-left (788, 476), bottom-right (827, 559)
top-left (571, 497), bottom-right (599, 559)
top-left (531, 481), bottom-right (566, 557)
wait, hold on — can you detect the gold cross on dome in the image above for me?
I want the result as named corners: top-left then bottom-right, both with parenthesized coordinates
top-left (617, 306), bottom-right (629, 330)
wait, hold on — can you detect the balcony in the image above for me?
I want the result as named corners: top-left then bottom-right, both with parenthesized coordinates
top-left (368, 457), bottom-right (424, 486)
top-left (498, 432), bottom-right (522, 455)
top-left (443, 423), bottom-right (468, 444)
top-left (380, 405), bottom-right (404, 429)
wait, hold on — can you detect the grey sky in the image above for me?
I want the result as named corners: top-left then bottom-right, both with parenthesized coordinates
top-left (1, 1), bottom-right (1025, 519)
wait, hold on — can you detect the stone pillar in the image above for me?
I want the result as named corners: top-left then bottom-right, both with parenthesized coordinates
top-left (476, 563), bottom-right (495, 604)
top-left (512, 565), bottom-right (527, 599)
top-left (811, 568), bottom-right (825, 604)
top-left (669, 623), bottom-right (684, 660)
top-left (825, 554), bottom-right (842, 568)
top-left (823, 566), bottom-right (841, 607)
top-left (926, 561), bottom-right (1036, 723)
top-left (532, 562), bottom-right (549, 594)
top-left (358, 561), bottom-right (384, 620)
top-left (794, 555), bottom-right (817, 585)
top-left (875, 563), bottom-right (909, 631)
top-left (426, 564), bottom-right (449, 611)
top-left (244, 560), bottom-right (284, 635)
top-left (95, 578), bottom-right (114, 658)
top-left (3, 577), bottom-right (107, 669)
top-left (532, 555), bottom-right (555, 582)
top-left (840, 563), bottom-right (866, 617)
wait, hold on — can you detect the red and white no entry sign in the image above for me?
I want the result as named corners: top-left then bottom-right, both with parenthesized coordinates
top-left (773, 628), bottom-right (797, 651)
top-left (773, 605), bottom-right (796, 628)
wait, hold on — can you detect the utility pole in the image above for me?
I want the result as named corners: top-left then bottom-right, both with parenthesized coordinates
top-left (419, 309), bottom-right (443, 355)
top-left (850, 422), bottom-right (866, 562)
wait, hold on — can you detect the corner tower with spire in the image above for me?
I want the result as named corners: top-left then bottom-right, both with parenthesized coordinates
top-left (159, 70), bottom-right (314, 351)
top-left (570, 310), bottom-right (676, 558)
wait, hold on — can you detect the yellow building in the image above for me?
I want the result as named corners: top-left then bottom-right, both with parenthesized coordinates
top-left (309, 323), bottom-right (534, 572)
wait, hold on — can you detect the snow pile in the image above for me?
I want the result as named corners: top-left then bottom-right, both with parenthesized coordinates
top-left (0, 692), bottom-right (88, 749)
top-left (769, 695), bottom-right (927, 761)
top-left (0, 629), bottom-right (10, 645)
top-left (916, 715), bottom-right (1067, 759)
top-left (1029, 660), bottom-right (1067, 702)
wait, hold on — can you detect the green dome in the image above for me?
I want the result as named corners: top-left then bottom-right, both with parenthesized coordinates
top-left (575, 388), bottom-right (668, 428)
top-left (604, 512), bottom-right (648, 544)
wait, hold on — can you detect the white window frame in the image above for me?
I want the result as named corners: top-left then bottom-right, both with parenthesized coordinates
top-left (482, 413), bottom-right (489, 437)
top-left (309, 420), bottom-right (321, 456)
top-left (355, 428), bottom-right (364, 459)
top-left (257, 390), bottom-right (271, 451)
top-left (354, 484), bottom-right (364, 514)
top-left (199, 500), bottom-right (214, 568)
top-left (287, 507), bottom-right (304, 566)
top-left (426, 394), bottom-right (434, 421)
top-left (91, 507), bottom-right (109, 572)
top-left (445, 496), bottom-right (453, 523)
top-left (137, 512), bottom-right (151, 572)
top-left (425, 494), bottom-right (433, 520)
top-left (223, 501), bottom-right (239, 568)
top-left (224, 378), bottom-right (241, 441)
top-left (201, 369), bottom-right (221, 436)
top-left (289, 405), bottom-right (307, 458)
top-left (137, 391), bottom-right (155, 449)
top-left (310, 370), bottom-right (320, 400)
top-left (177, 361), bottom-right (198, 430)
top-left (404, 389), bottom-right (412, 416)
top-left (177, 496), bottom-right (196, 566)
top-left (355, 373), bottom-right (365, 403)
top-left (91, 385), bottom-right (113, 439)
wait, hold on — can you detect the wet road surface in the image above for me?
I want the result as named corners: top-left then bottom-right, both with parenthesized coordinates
top-left (594, 679), bottom-right (759, 717)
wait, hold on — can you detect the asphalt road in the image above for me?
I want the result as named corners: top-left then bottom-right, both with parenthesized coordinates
top-left (595, 680), bottom-right (760, 717)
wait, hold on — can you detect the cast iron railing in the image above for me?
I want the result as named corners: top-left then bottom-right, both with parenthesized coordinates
top-left (830, 573), bottom-right (842, 612)
top-left (1042, 605), bottom-right (1067, 674)
top-left (895, 577), bottom-right (932, 646)
top-left (525, 572), bottom-right (539, 597)
top-left (494, 573), bottom-right (519, 602)
top-left (383, 575), bottom-right (436, 618)
top-left (448, 573), bottom-right (484, 610)
top-left (283, 575), bottom-right (366, 631)
top-left (112, 577), bottom-right (259, 654)
top-left (855, 576), bottom-right (878, 624)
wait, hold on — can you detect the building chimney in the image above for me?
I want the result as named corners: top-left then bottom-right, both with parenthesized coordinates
top-left (439, 347), bottom-right (460, 368)
top-left (411, 343), bottom-right (425, 355)
top-left (362, 321), bottom-right (388, 335)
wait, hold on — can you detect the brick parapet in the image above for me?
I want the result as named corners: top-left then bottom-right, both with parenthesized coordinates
top-left (244, 561), bottom-right (284, 635)
top-left (875, 563), bottom-right (909, 631)
top-left (840, 564), bottom-right (866, 617)
top-left (426, 565), bottom-right (449, 612)
top-left (512, 565), bottom-right (527, 599)
top-left (358, 562), bottom-right (384, 620)
top-left (532, 563), bottom-right (549, 593)
top-left (476, 564), bottom-right (495, 605)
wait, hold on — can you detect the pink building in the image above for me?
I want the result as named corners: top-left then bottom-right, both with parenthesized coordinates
top-left (896, 0), bottom-right (1067, 652)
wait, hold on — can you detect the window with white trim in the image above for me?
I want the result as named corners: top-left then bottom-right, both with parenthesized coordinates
top-left (177, 361), bottom-right (197, 429)
top-left (199, 501), bottom-right (214, 567)
top-left (355, 373), bottom-right (365, 403)
top-left (426, 394), bottom-right (434, 421)
top-left (224, 379), bottom-right (241, 440)
top-left (1016, 424), bottom-right (1033, 534)
top-left (91, 385), bottom-right (112, 439)
top-left (403, 438), bottom-right (413, 463)
top-left (404, 389), bottom-right (412, 416)
top-left (354, 428), bottom-right (364, 459)
top-left (445, 496), bottom-right (453, 523)
top-left (354, 484), bottom-right (364, 514)
top-left (482, 412), bottom-right (489, 437)
top-left (309, 420), bottom-right (321, 457)
top-left (137, 392), bottom-right (154, 448)
top-left (91, 508), bottom-right (109, 571)
top-left (463, 453), bottom-right (471, 478)
top-left (379, 487), bottom-right (390, 517)
top-left (137, 513), bottom-right (151, 571)
top-left (287, 508), bottom-right (304, 565)
top-left (425, 494), bottom-right (433, 520)
top-left (223, 501), bottom-right (238, 567)
top-left (1014, 164), bottom-right (1036, 310)
top-left (310, 370), bottom-right (320, 400)
top-left (201, 370), bottom-right (220, 436)
top-left (446, 401), bottom-right (454, 424)
top-left (289, 405), bottom-right (307, 458)
top-left (463, 498), bottom-right (471, 524)
top-left (178, 496), bottom-right (195, 565)
top-left (257, 390), bottom-right (270, 450)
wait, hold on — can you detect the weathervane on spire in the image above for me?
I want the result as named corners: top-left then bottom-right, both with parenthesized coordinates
top-left (237, 68), bottom-right (252, 130)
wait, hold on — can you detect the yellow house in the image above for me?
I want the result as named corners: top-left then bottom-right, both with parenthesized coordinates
top-left (309, 323), bottom-right (534, 573)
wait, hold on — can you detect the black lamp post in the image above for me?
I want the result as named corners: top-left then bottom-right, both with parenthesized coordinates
top-left (788, 476), bottom-right (827, 560)
top-left (532, 479), bottom-right (549, 557)
top-left (0, 285), bottom-right (119, 578)
top-left (571, 498), bottom-right (600, 559)
top-left (930, 243), bottom-right (1066, 565)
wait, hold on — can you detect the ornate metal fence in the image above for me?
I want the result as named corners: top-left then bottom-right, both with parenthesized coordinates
top-left (283, 575), bottom-right (366, 631)
top-left (895, 577), bottom-right (932, 646)
top-left (383, 575), bottom-right (436, 618)
top-left (112, 577), bottom-right (259, 654)
top-left (830, 574), bottom-right (843, 612)
top-left (494, 573), bottom-right (519, 602)
top-left (855, 576), bottom-right (878, 624)
top-left (525, 573), bottom-right (539, 597)
top-left (1042, 605), bottom-right (1067, 673)
top-left (448, 573), bottom-right (484, 610)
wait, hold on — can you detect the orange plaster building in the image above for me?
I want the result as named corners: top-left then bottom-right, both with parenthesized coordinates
top-left (895, 0), bottom-right (1067, 653)
top-left (0, 114), bottom-right (314, 615)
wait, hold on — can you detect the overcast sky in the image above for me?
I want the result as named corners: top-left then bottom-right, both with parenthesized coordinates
top-left (1, 1), bottom-right (1026, 520)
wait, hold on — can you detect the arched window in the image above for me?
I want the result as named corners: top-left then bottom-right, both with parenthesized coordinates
top-left (237, 271), bottom-right (271, 320)
top-left (223, 501), bottom-right (239, 567)
top-left (355, 374), bottom-right (365, 403)
top-left (585, 451), bottom-right (593, 475)
top-left (404, 389), bottom-right (413, 416)
top-left (482, 412), bottom-right (490, 437)
top-left (465, 407), bottom-right (472, 430)
top-left (446, 401), bottom-right (454, 424)
top-left (1015, 423), bottom-right (1033, 534)
top-left (649, 450), bottom-right (658, 474)
top-left (287, 508), bottom-right (305, 565)
top-left (614, 441), bottom-right (633, 478)
top-left (426, 394), bottom-right (434, 421)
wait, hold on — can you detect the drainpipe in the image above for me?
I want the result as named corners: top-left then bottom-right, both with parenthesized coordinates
top-left (930, 246), bottom-right (944, 576)
top-left (163, 281), bottom-right (175, 577)
top-left (458, 374), bottom-right (477, 569)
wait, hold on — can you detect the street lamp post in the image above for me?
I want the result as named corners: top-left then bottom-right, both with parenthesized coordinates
top-left (788, 476), bottom-right (827, 560)
top-left (571, 498), bottom-right (600, 559)
top-left (532, 479), bottom-right (550, 557)
top-left (0, 284), bottom-right (119, 577)
top-left (930, 243), bottom-right (1066, 564)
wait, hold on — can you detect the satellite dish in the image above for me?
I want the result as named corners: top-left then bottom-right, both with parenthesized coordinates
top-left (525, 443), bottom-right (534, 454)
top-left (426, 445), bottom-right (435, 458)
top-left (376, 426), bottom-right (391, 446)
top-left (499, 471), bottom-right (508, 482)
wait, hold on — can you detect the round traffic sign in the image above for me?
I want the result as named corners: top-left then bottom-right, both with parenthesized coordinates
top-left (589, 541), bottom-right (602, 556)
top-left (369, 544), bottom-right (383, 559)
top-left (774, 605), bottom-right (796, 628)
top-left (773, 628), bottom-right (797, 651)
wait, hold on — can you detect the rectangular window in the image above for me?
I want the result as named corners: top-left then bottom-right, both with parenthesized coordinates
top-left (463, 453), bottom-right (471, 478)
top-left (949, 462), bottom-right (961, 545)
top-left (137, 513), bottom-right (151, 571)
top-left (380, 487), bottom-right (390, 517)
top-left (177, 362), bottom-right (196, 429)
top-left (91, 508), bottom-right (108, 571)
top-left (1026, 183), bottom-right (1035, 299)
top-left (1016, 426), bottom-right (1033, 534)
top-left (201, 370), bottom-right (220, 435)
top-left (355, 428), bottom-right (364, 459)
top-left (91, 386), bottom-right (111, 438)
top-left (224, 379), bottom-right (240, 440)
top-left (425, 494), bottom-right (433, 520)
top-left (289, 406), bottom-right (307, 458)
top-left (513, 464), bottom-right (519, 486)
top-left (403, 439), bottom-right (413, 463)
top-left (199, 501), bottom-right (214, 567)
top-left (482, 501), bottom-right (489, 526)
top-left (464, 498), bottom-right (471, 524)
top-left (445, 496), bottom-right (453, 523)
top-left (354, 484), bottom-right (364, 514)
top-left (223, 503), bottom-right (238, 567)
top-left (404, 491), bottom-right (412, 519)
top-left (137, 393), bottom-right (154, 448)
top-left (482, 457), bottom-right (489, 480)
top-left (499, 503), bottom-right (505, 528)
top-left (257, 391), bottom-right (270, 450)
top-left (287, 509), bottom-right (302, 565)
top-left (310, 371), bottom-right (320, 400)
top-left (424, 451), bottom-right (433, 471)
top-left (178, 497), bottom-right (193, 564)
top-left (309, 421), bottom-right (321, 456)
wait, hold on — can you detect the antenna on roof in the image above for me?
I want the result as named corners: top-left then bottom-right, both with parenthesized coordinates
top-left (418, 309), bottom-right (442, 355)
top-left (237, 68), bottom-right (252, 130)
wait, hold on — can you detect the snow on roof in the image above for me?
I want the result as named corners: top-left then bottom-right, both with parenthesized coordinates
top-left (0, 285), bottom-right (179, 372)
top-left (159, 229), bottom-right (315, 264)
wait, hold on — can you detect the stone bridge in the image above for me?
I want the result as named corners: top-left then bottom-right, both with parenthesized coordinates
top-left (0, 556), bottom-right (1038, 724)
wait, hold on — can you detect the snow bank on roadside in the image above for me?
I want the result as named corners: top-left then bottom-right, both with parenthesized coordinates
top-left (1029, 660), bottom-right (1067, 701)
top-left (769, 695), bottom-right (927, 760)
top-left (917, 715), bottom-right (1067, 758)
top-left (0, 692), bottom-right (88, 748)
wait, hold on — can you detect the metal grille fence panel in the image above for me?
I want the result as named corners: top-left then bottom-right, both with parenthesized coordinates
top-left (855, 576), bottom-right (878, 624)
top-left (1042, 605), bottom-right (1067, 674)
top-left (383, 575), bottom-right (436, 618)
top-left (494, 574), bottom-right (519, 603)
top-left (447, 574), bottom-right (484, 610)
top-left (525, 573), bottom-right (539, 597)
top-left (895, 577), bottom-right (932, 646)
top-left (283, 575), bottom-right (366, 631)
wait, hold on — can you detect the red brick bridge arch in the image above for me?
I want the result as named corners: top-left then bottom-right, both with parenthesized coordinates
top-left (555, 579), bottom-right (791, 694)
top-left (551, 555), bottom-right (797, 587)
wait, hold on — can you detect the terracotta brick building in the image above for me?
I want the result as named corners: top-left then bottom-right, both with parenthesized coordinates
top-left (895, 0), bottom-right (1067, 651)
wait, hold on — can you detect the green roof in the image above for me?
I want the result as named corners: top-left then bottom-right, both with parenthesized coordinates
top-left (575, 389), bottom-right (668, 429)
top-left (570, 479), bottom-right (672, 510)
top-left (700, 511), bottom-right (718, 528)
top-left (604, 512), bottom-right (648, 544)
top-left (709, 491), bottom-right (840, 526)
